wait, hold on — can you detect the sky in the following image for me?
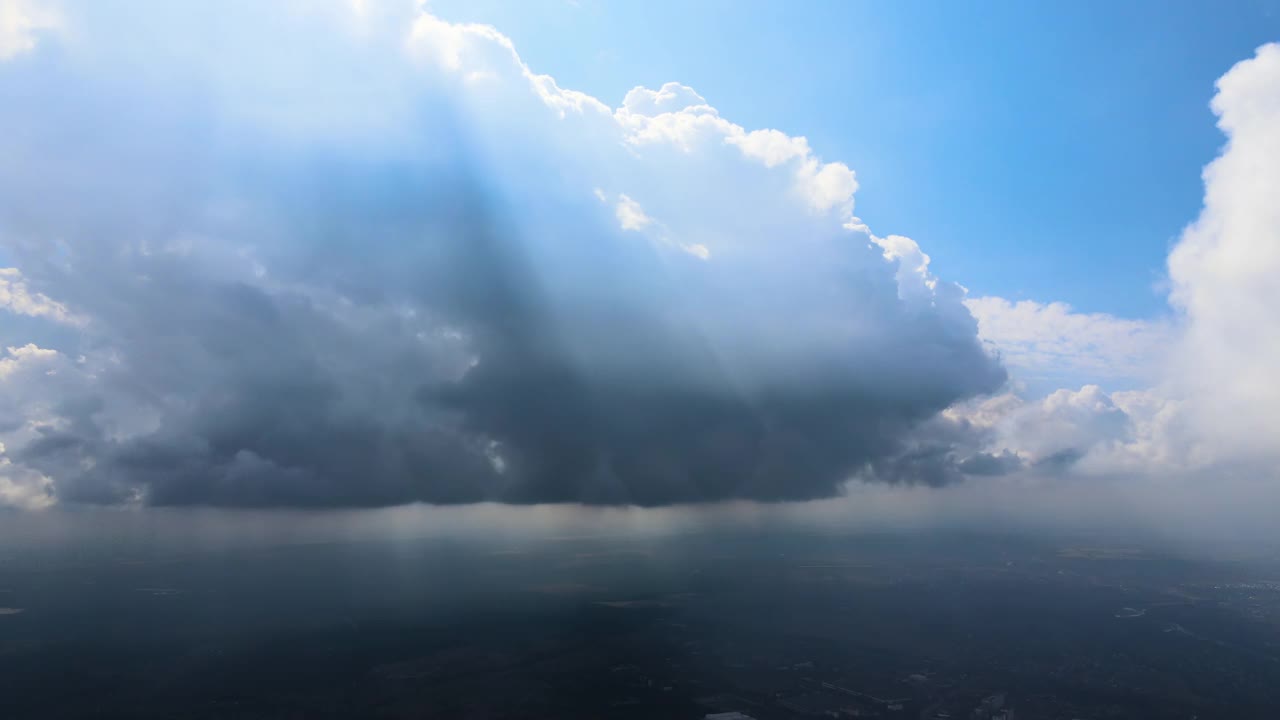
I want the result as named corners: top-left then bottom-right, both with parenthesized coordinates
top-left (0, 0), bottom-right (1279, 546)
top-left (429, 0), bottom-right (1280, 319)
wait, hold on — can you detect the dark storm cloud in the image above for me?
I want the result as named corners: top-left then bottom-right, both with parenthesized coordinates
top-left (0, 3), bottom-right (1006, 508)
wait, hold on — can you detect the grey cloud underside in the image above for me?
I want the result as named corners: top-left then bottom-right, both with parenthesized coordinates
top-left (1, 36), bottom-right (1005, 508)
top-left (865, 410), bottom-right (1026, 487)
top-left (956, 451), bottom-right (1025, 477)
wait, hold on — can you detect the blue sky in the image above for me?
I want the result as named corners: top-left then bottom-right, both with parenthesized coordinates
top-left (432, 0), bottom-right (1280, 318)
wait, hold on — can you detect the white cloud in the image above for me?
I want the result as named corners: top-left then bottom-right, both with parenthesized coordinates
top-left (683, 243), bottom-right (711, 261)
top-left (965, 296), bottom-right (1172, 390)
top-left (795, 156), bottom-right (858, 214)
top-left (939, 383), bottom-right (1204, 481)
top-left (727, 128), bottom-right (810, 168)
top-left (1007, 386), bottom-right (1131, 463)
top-left (620, 82), bottom-right (708, 118)
top-left (0, 347), bottom-right (61, 509)
top-left (0, 449), bottom-right (54, 510)
top-left (0, 0), bottom-right (59, 61)
top-left (873, 234), bottom-right (938, 303)
top-left (1167, 42), bottom-right (1280, 458)
top-left (0, 342), bottom-right (56, 380)
top-left (597, 190), bottom-right (707, 258)
top-left (0, 344), bottom-right (69, 444)
top-left (0, 268), bottom-right (81, 325)
top-left (941, 44), bottom-right (1280, 491)
top-left (613, 83), bottom-right (857, 218)
top-left (615, 194), bottom-right (652, 231)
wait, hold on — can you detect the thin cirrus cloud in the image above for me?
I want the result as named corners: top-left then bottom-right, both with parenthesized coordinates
top-left (0, 1), bottom-right (1005, 509)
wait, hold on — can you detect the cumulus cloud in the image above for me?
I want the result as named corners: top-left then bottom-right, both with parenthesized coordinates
top-left (1167, 43), bottom-right (1280, 459)
top-left (947, 44), bottom-right (1280, 490)
top-left (0, 446), bottom-right (54, 510)
top-left (965, 297), bottom-right (1171, 391)
top-left (0, 2), bottom-right (1002, 508)
top-left (0, 343), bottom-right (57, 380)
top-left (0, 345), bottom-right (63, 510)
top-left (981, 42), bottom-right (1280, 484)
top-left (0, 268), bottom-right (81, 325)
top-left (6, 6), bottom-right (1272, 518)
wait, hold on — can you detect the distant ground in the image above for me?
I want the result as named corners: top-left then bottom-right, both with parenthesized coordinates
top-left (2, 529), bottom-right (1279, 719)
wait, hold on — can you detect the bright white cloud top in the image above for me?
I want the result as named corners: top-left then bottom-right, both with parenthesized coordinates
top-left (1168, 43), bottom-right (1280, 459)
top-left (0, 2), bottom-right (1277, 520)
